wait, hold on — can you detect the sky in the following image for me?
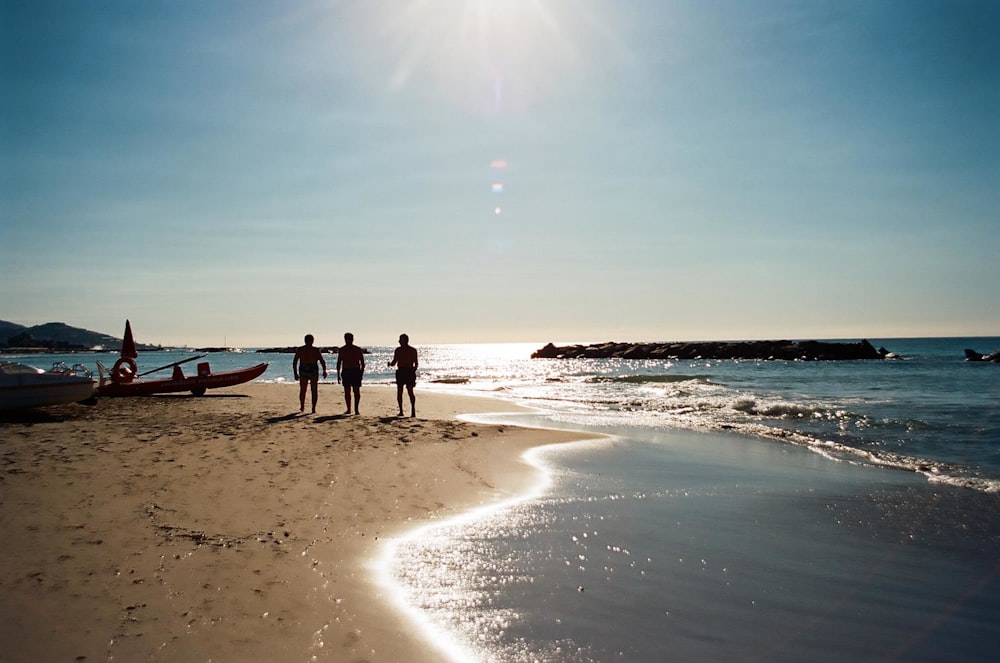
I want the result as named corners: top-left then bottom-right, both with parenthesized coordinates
top-left (2, 0), bottom-right (998, 347)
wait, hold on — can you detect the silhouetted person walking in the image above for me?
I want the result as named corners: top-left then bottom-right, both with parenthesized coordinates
top-left (337, 332), bottom-right (365, 415)
top-left (388, 333), bottom-right (418, 417)
top-left (293, 334), bottom-right (327, 413)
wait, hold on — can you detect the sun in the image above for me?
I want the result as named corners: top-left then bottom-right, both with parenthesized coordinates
top-left (352, 0), bottom-right (605, 113)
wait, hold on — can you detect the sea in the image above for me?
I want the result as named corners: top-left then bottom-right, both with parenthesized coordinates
top-left (9, 336), bottom-right (1000, 662)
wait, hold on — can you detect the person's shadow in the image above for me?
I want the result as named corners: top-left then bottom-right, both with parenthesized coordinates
top-left (314, 414), bottom-right (350, 423)
top-left (265, 412), bottom-right (307, 423)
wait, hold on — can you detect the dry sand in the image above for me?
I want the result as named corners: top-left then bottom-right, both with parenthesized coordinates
top-left (0, 383), bottom-right (590, 662)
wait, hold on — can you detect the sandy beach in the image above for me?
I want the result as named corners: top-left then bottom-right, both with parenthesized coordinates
top-left (0, 383), bottom-right (589, 662)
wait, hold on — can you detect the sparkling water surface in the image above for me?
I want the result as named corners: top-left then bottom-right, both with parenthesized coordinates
top-left (389, 425), bottom-right (999, 662)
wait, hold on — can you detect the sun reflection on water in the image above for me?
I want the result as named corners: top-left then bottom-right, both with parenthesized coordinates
top-left (372, 433), bottom-right (607, 662)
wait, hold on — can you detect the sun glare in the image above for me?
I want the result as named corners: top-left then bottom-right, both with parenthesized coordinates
top-left (359, 0), bottom-right (602, 113)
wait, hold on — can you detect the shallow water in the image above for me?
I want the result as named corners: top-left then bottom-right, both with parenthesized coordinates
top-left (390, 422), bottom-right (1000, 662)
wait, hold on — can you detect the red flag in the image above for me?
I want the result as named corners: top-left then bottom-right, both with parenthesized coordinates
top-left (121, 319), bottom-right (138, 359)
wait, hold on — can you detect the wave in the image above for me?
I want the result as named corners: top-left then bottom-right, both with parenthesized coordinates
top-left (533, 392), bottom-right (1000, 495)
top-left (586, 374), bottom-right (711, 385)
top-left (731, 398), bottom-right (825, 418)
top-left (706, 420), bottom-right (1000, 494)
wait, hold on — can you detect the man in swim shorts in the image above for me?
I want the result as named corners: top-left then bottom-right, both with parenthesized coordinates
top-left (336, 332), bottom-right (366, 415)
top-left (388, 333), bottom-right (418, 417)
top-left (293, 334), bottom-right (327, 413)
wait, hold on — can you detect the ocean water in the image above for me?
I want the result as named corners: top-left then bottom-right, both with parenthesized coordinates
top-left (10, 337), bottom-right (1000, 661)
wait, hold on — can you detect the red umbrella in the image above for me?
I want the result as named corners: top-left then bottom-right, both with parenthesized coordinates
top-left (120, 319), bottom-right (138, 359)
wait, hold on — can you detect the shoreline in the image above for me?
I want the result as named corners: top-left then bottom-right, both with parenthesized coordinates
top-left (0, 383), bottom-right (593, 662)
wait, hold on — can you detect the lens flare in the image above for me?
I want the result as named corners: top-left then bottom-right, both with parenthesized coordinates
top-left (489, 158), bottom-right (509, 214)
top-left (350, 0), bottom-right (608, 114)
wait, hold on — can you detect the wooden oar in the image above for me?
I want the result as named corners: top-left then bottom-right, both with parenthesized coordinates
top-left (136, 354), bottom-right (207, 378)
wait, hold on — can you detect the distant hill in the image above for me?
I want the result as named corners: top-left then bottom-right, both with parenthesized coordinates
top-left (0, 320), bottom-right (158, 351)
top-left (0, 321), bottom-right (26, 340)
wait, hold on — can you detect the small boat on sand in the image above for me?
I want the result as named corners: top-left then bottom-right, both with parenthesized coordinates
top-left (96, 320), bottom-right (268, 397)
top-left (0, 361), bottom-right (97, 410)
top-left (97, 360), bottom-right (269, 397)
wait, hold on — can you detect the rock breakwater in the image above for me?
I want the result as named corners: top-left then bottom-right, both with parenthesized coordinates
top-left (532, 339), bottom-right (890, 361)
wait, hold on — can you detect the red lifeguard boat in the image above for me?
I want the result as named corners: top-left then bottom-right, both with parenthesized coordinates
top-left (97, 320), bottom-right (268, 397)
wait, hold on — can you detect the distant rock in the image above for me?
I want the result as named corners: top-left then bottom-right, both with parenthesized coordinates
top-left (531, 339), bottom-right (888, 361)
top-left (965, 348), bottom-right (1000, 363)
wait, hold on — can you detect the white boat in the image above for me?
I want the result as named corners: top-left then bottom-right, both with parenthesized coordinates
top-left (0, 361), bottom-right (97, 410)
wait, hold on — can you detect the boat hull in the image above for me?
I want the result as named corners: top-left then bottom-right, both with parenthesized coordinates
top-left (0, 363), bottom-right (97, 410)
top-left (97, 362), bottom-right (268, 397)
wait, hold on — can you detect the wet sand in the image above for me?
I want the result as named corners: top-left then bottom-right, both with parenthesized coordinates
top-left (0, 383), bottom-right (589, 662)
